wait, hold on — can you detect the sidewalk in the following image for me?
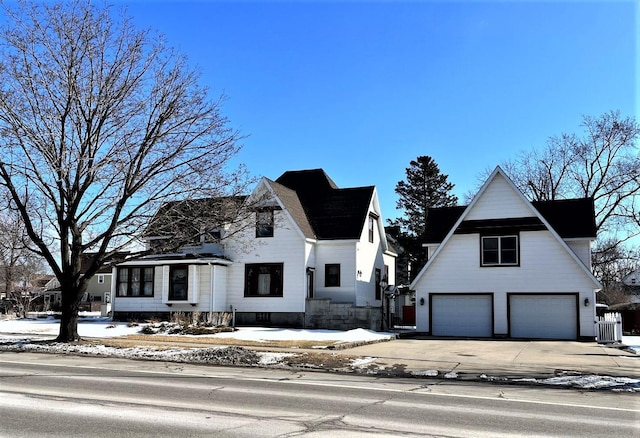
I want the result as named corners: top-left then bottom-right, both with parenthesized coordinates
top-left (332, 338), bottom-right (640, 379)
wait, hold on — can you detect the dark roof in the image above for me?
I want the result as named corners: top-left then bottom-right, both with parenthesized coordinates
top-left (144, 169), bottom-right (377, 244)
top-left (275, 169), bottom-right (374, 240)
top-left (423, 206), bottom-right (466, 243)
top-left (275, 169), bottom-right (339, 196)
top-left (531, 198), bottom-right (597, 239)
top-left (80, 252), bottom-right (130, 274)
top-left (424, 198), bottom-right (596, 243)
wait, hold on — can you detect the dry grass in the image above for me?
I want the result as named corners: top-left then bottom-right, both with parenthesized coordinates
top-left (88, 334), bottom-right (340, 350)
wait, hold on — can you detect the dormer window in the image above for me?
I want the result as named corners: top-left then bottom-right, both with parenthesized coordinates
top-left (256, 209), bottom-right (274, 237)
top-left (204, 228), bottom-right (222, 243)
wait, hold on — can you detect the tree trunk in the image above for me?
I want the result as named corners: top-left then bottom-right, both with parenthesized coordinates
top-left (57, 308), bottom-right (80, 342)
top-left (56, 284), bottom-right (84, 342)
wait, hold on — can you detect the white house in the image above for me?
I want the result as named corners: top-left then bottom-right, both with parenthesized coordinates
top-left (411, 167), bottom-right (601, 340)
top-left (112, 169), bottom-right (397, 330)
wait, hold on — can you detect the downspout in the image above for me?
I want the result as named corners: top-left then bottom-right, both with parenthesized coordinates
top-left (207, 262), bottom-right (214, 323)
top-left (354, 242), bottom-right (359, 305)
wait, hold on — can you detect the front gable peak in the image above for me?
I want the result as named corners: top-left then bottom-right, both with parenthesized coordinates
top-left (411, 166), bottom-right (600, 289)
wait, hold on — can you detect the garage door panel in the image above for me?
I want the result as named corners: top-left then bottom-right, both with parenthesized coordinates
top-left (431, 294), bottom-right (493, 337)
top-left (509, 294), bottom-right (577, 340)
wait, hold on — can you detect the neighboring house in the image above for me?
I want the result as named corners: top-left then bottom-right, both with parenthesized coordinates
top-left (112, 169), bottom-right (397, 330)
top-left (622, 270), bottom-right (640, 300)
top-left (80, 252), bottom-right (129, 303)
top-left (411, 167), bottom-right (601, 340)
top-left (610, 269), bottom-right (640, 334)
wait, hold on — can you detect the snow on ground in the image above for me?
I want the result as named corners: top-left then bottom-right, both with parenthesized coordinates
top-left (622, 336), bottom-right (640, 354)
top-left (0, 314), bottom-right (141, 339)
top-left (213, 327), bottom-right (396, 344)
top-left (0, 315), bottom-right (638, 392)
top-left (0, 315), bottom-right (396, 343)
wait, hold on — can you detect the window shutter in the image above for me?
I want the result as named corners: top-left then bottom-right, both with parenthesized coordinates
top-left (161, 266), bottom-right (170, 303)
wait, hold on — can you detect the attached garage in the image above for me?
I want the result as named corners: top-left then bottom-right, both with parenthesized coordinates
top-left (508, 294), bottom-right (578, 340)
top-left (430, 294), bottom-right (493, 337)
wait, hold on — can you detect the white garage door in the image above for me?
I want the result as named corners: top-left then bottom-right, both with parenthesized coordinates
top-left (431, 294), bottom-right (493, 337)
top-left (509, 294), bottom-right (577, 340)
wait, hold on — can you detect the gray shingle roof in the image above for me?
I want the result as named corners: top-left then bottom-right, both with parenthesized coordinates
top-left (267, 179), bottom-right (315, 239)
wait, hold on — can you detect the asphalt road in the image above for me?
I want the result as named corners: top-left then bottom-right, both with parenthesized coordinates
top-left (0, 352), bottom-right (638, 437)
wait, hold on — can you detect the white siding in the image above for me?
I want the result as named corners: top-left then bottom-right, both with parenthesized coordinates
top-left (315, 242), bottom-right (357, 303)
top-left (210, 264), bottom-right (228, 312)
top-left (225, 209), bottom-right (307, 313)
top-left (354, 197), bottom-right (396, 306)
top-left (113, 266), bottom-right (163, 313)
top-left (414, 230), bottom-right (597, 337)
top-left (383, 253), bottom-right (396, 286)
top-left (565, 239), bottom-right (592, 269)
top-left (112, 264), bottom-right (226, 315)
top-left (356, 210), bottom-right (381, 306)
top-left (466, 173), bottom-right (534, 220)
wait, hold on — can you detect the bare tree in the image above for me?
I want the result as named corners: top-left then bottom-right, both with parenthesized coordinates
top-left (0, 1), bottom-right (248, 341)
top-left (593, 239), bottom-right (639, 305)
top-left (501, 111), bottom-right (640, 241)
top-left (0, 211), bottom-right (45, 310)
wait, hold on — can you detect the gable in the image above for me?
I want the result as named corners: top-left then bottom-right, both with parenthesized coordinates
top-left (412, 166), bottom-right (601, 289)
top-left (424, 193), bottom-right (596, 243)
top-left (264, 179), bottom-right (315, 239)
top-left (466, 172), bottom-right (534, 220)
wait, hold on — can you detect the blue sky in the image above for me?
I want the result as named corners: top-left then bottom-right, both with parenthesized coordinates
top-left (121, 0), bottom-right (636, 222)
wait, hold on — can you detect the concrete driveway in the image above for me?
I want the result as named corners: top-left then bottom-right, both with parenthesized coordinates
top-left (336, 338), bottom-right (640, 379)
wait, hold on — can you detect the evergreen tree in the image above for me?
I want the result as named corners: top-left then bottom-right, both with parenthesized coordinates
top-left (395, 156), bottom-right (458, 238)
top-left (393, 156), bottom-right (457, 282)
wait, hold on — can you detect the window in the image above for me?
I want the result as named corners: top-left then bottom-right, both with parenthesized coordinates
top-left (325, 264), bottom-right (340, 287)
top-left (256, 209), bottom-right (274, 237)
top-left (117, 267), bottom-right (154, 297)
top-left (245, 263), bottom-right (283, 296)
top-left (481, 235), bottom-right (518, 266)
top-left (97, 275), bottom-right (104, 284)
top-left (205, 228), bottom-right (222, 243)
top-left (169, 266), bottom-right (188, 300)
top-left (368, 215), bottom-right (375, 243)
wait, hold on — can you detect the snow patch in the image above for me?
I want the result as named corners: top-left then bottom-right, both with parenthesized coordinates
top-left (351, 357), bottom-right (377, 368)
top-left (412, 369), bottom-right (438, 377)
